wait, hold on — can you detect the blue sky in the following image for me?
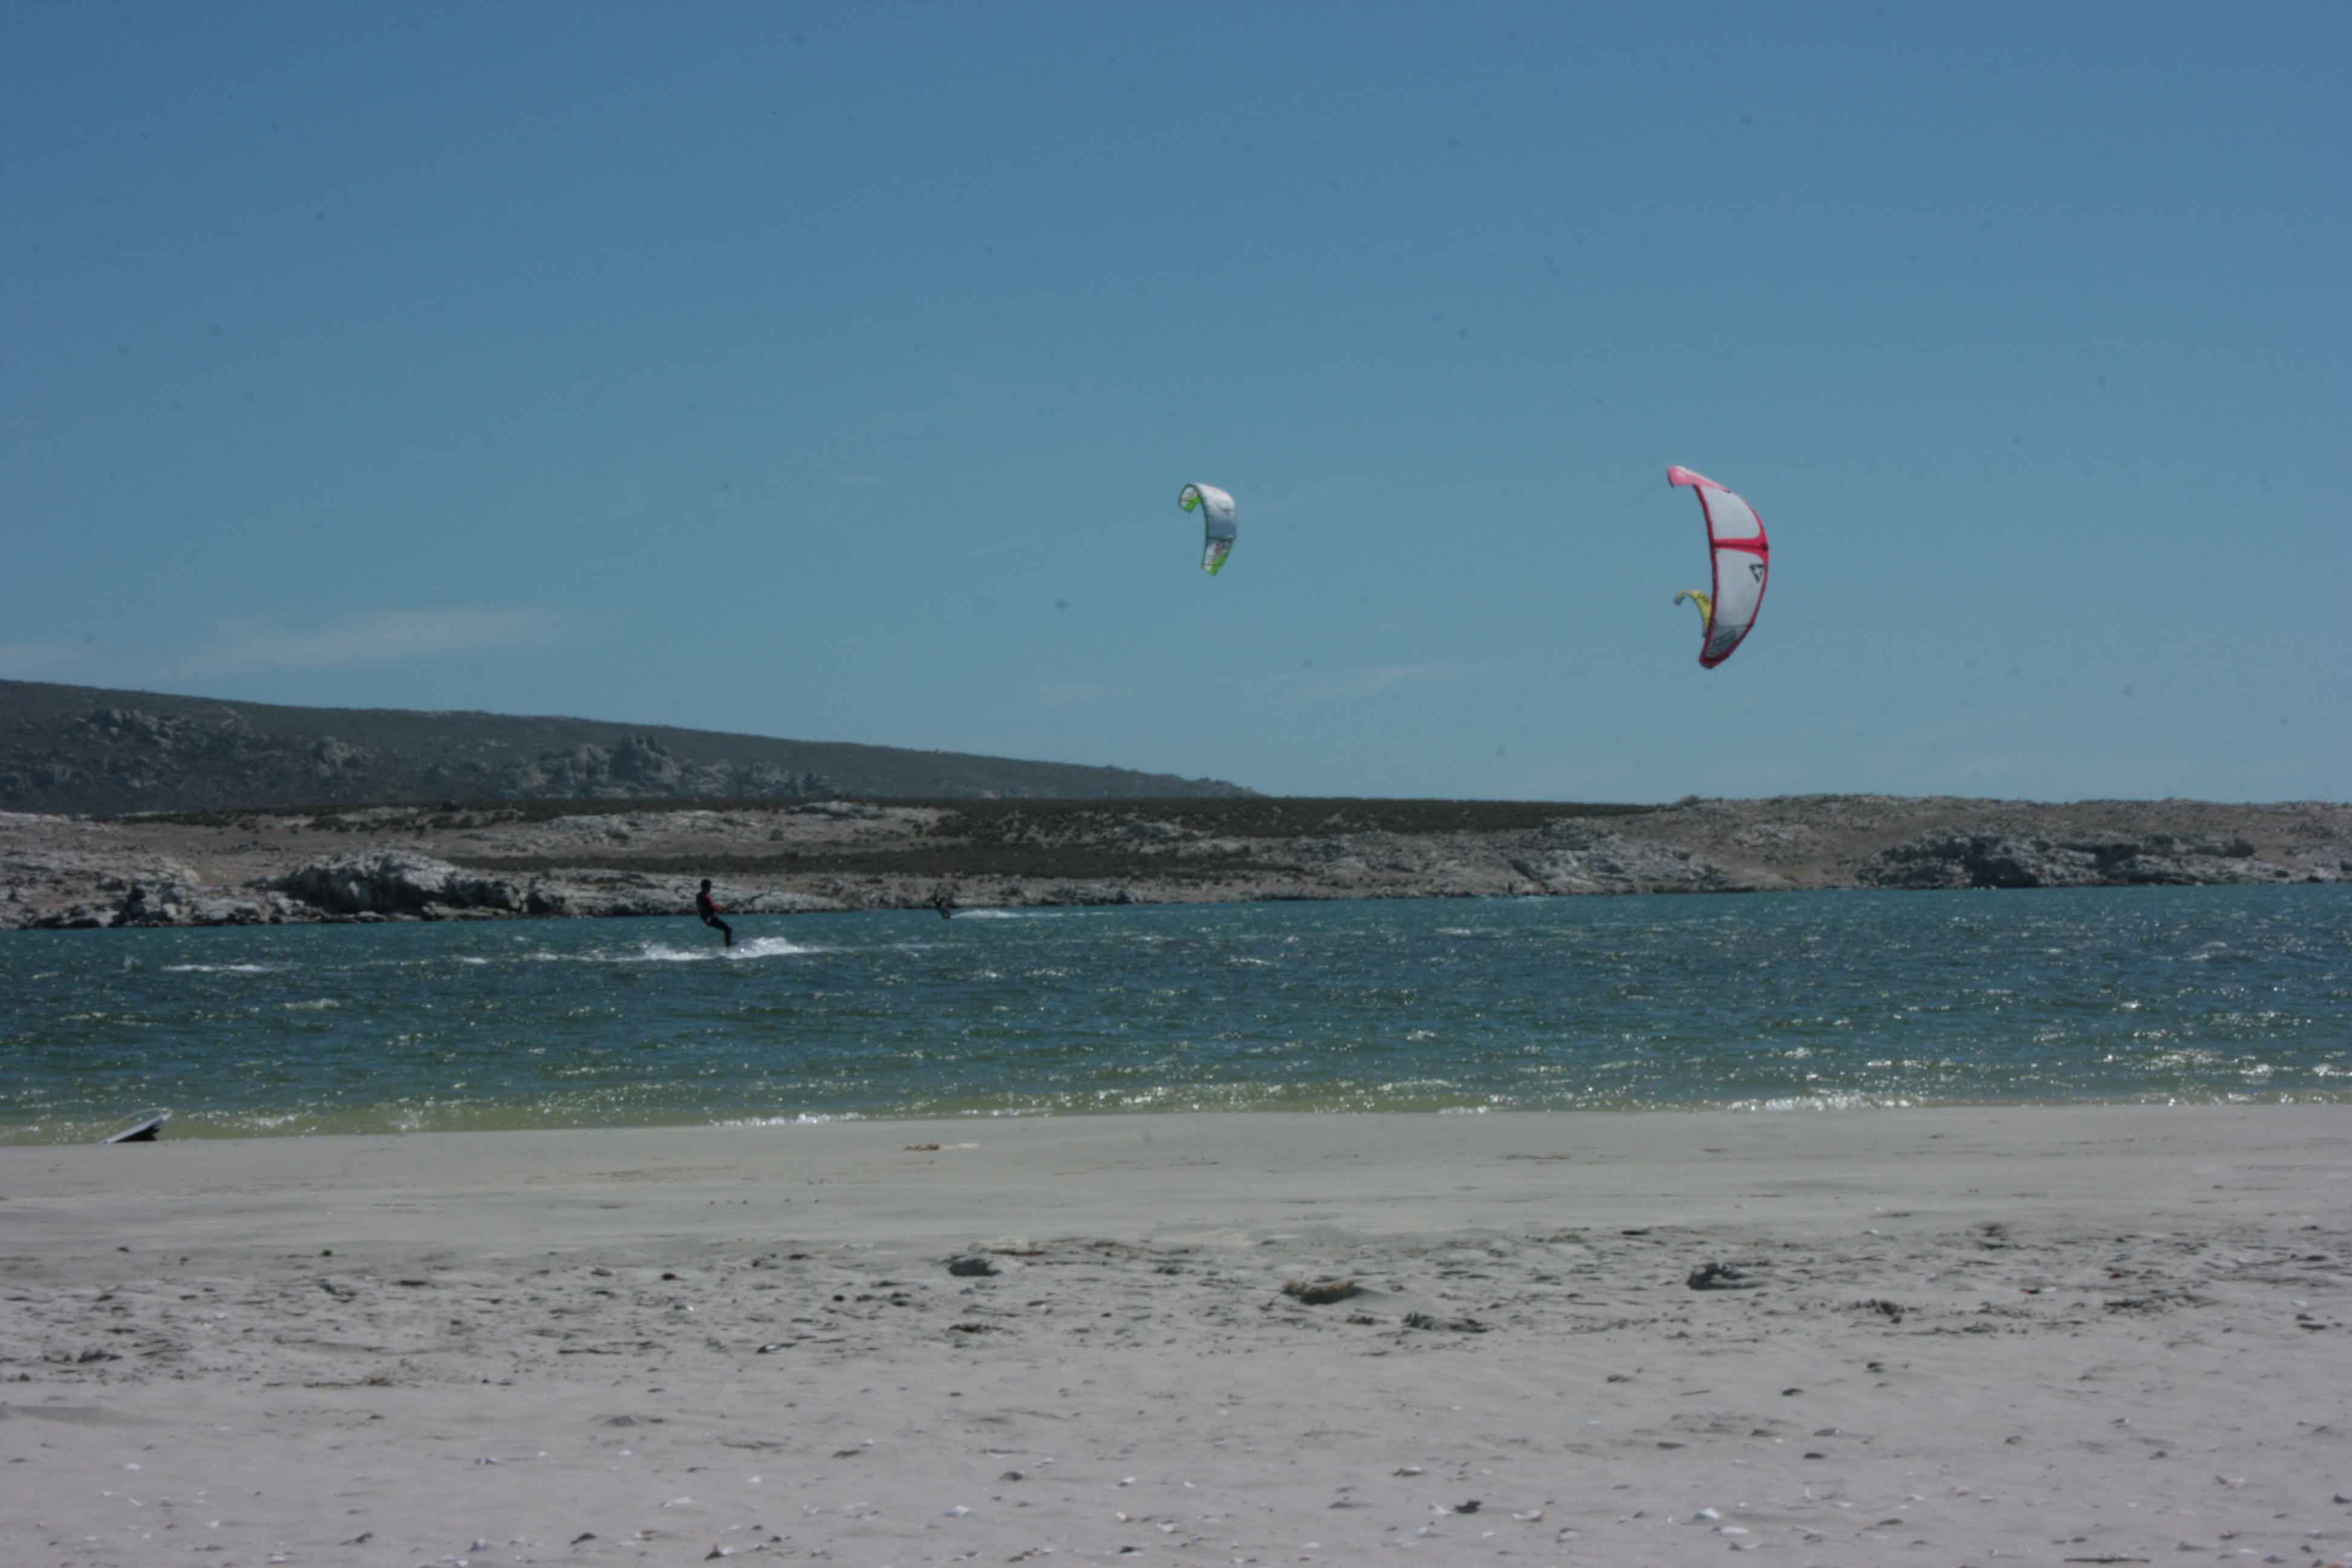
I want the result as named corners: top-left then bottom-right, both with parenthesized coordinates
top-left (4, 0), bottom-right (2345, 802)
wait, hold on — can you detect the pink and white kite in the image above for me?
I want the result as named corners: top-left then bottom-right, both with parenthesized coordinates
top-left (1667, 466), bottom-right (1771, 668)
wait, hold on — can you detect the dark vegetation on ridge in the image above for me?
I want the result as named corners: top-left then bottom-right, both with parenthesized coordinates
top-left (442, 800), bottom-right (1660, 883)
top-left (1, 679), bottom-right (1250, 814)
top-left (455, 846), bottom-right (1277, 885)
top-left (924, 797), bottom-right (1661, 838)
top-left (110, 796), bottom-right (1663, 885)
top-left (113, 795), bottom-right (1656, 836)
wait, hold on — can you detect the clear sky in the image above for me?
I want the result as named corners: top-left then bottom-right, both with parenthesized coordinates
top-left (5, 1), bottom-right (2345, 802)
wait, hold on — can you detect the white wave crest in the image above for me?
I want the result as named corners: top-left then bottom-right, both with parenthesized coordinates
top-left (949, 908), bottom-right (1105, 920)
top-left (718, 1111), bottom-right (867, 1126)
top-left (622, 935), bottom-right (815, 964)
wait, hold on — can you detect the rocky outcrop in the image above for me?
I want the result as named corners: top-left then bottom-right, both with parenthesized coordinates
top-left (29, 903), bottom-right (117, 929)
top-left (309, 736), bottom-right (374, 777)
top-left (269, 852), bottom-right (529, 917)
top-left (1504, 820), bottom-right (1739, 895)
top-left (1858, 832), bottom-right (2308, 890)
top-left (3, 828), bottom-right (207, 926)
top-left (112, 880), bottom-right (189, 927)
top-left (498, 735), bottom-right (731, 797)
top-left (97, 880), bottom-right (291, 927)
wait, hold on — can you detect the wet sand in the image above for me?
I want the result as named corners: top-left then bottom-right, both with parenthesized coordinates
top-left (4, 1105), bottom-right (2348, 1566)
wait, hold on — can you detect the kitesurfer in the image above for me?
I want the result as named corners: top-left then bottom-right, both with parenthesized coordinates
top-left (929, 884), bottom-right (956, 920)
top-left (695, 879), bottom-right (733, 947)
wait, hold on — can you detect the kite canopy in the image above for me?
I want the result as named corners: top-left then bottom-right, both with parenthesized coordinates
top-left (1667, 465), bottom-right (1769, 667)
top-left (1177, 483), bottom-right (1237, 576)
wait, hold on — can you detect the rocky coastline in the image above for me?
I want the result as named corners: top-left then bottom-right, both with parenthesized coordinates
top-left (6, 793), bottom-right (2347, 931)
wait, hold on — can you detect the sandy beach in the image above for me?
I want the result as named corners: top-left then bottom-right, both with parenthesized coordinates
top-left (3, 1106), bottom-right (2348, 1566)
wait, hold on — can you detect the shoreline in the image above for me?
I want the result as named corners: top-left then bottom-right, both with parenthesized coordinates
top-left (13, 872), bottom-right (2352, 935)
top-left (9, 1102), bottom-right (2345, 1228)
top-left (6, 1103), bottom-right (2348, 1564)
top-left (14, 1089), bottom-right (2352, 1148)
top-left (19, 1090), bottom-right (2352, 1151)
top-left (8, 793), bottom-right (2347, 929)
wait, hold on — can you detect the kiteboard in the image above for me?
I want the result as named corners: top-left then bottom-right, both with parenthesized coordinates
top-left (103, 1111), bottom-right (170, 1145)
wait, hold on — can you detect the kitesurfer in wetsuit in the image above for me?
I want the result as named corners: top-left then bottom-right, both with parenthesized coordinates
top-left (695, 879), bottom-right (733, 947)
top-left (929, 884), bottom-right (956, 920)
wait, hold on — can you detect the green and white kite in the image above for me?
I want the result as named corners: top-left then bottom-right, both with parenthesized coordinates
top-left (1177, 483), bottom-right (1237, 576)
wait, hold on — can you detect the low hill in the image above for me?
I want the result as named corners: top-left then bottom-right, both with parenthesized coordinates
top-left (0, 679), bottom-right (1250, 815)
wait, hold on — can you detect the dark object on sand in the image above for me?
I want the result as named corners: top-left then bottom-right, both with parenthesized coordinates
top-left (103, 1111), bottom-right (170, 1144)
top-left (1282, 1278), bottom-right (1361, 1305)
top-left (1687, 1261), bottom-right (1759, 1290)
top-left (945, 1255), bottom-right (998, 1277)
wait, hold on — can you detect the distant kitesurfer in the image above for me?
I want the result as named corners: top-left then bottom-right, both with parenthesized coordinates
top-left (930, 884), bottom-right (956, 921)
top-left (695, 879), bottom-right (733, 947)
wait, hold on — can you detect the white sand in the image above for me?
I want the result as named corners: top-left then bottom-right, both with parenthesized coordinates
top-left (4, 1105), bottom-right (2348, 1566)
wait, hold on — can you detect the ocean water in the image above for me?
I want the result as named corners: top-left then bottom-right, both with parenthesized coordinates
top-left (2, 886), bottom-right (2347, 1143)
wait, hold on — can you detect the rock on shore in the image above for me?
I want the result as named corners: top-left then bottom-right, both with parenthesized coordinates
top-left (267, 851), bottom-right (531, 917)
top-left (1504, 819), bottom-right (1742, 895)
top-left (1857, 830), bottom-right (2300, 890)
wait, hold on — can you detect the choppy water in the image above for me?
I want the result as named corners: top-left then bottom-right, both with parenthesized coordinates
top-left (2, 886), bottom-right (2347, 1142)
